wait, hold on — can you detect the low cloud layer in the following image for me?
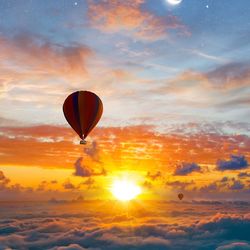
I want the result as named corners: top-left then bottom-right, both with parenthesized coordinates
top-left (0, 201), bottom-right (249, 250)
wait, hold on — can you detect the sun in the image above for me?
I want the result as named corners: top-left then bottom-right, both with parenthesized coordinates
top-left (111, 179), bottom-right (141, 201)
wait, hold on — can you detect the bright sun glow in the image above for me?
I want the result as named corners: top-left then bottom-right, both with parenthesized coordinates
top-left (111, 179), bottom-right (141, 201)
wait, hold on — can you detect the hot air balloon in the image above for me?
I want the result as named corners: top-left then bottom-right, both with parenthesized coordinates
top-left (63, 91), bottom-right (103, 144)
top-left (178, 193), bottom-right (184, 200)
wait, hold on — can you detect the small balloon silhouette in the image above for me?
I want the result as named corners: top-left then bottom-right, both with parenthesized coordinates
top-left (178, 193), bottom-right (184, 200)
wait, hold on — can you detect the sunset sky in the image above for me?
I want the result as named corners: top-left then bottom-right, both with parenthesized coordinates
top-left (0, 0), bottom-right (250, 202)
top-left (0, 1), bottom-right (250, 249)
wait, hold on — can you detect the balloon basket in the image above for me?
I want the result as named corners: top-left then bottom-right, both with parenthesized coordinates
top-left (80, 140), bottom-right (87, 145)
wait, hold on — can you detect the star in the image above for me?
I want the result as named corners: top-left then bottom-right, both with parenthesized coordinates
top-left (206, 5), bottom-right (209, 9)
top-left (74, 2), bottom-right (78, 6)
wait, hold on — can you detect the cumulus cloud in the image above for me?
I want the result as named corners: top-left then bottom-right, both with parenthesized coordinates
top-left (174, 162), bottom-right (201, 176)
top-left (217, 155), bottom-right (249, 171)
top-left (74, 157), bottom-right (106, 177)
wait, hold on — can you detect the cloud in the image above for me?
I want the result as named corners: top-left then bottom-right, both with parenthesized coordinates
top-left (84, 141), bottom-right (101, 163)
top-left (74, 157), bottom-right (106, 177)
top-left (87, 0), bottom-right (188, 41)
top-left (50, 244), bottom-right (92, 250)
top-left (142, 181), bottom-right (153, 190)
top-left (0, 34), bottom-right (93, 80)
top-left (80, 178), bottom-right (95, 189)
top-left (216, 242), bottom-right (250, 250)
top-left (221, 177), bottom-right (229, 182)
top-left (206, 62), bottom-right (250, 90)
top-left (152, 62), bottom-right (250, 112)
top-left (199, 183), bottom-right (218, 193)
top-left (217, 155), bottom-right (249, 171)
top-left (146, 171), bottom-right (161, 181)
top-left (230, 180), bottom-right (245, 190)
top-left (63, 180), bottom-right (76, 190)
top-left (1, 124), bottom-right (250, 180)
top-left (0, 34), bottom-right (95, 111)
top-left (174, 162), bottom-right (201, 176)
top-left (0, 171), bottom-right (10, 187)
top-left (238, 172), bottom-right (250, 178)
top-left (166, 180), bottom-right (194, 190)
top-left (0, 202), bottom-right (250, 250)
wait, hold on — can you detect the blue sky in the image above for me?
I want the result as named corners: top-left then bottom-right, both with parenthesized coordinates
top-left (0, 0), bottom-right (250, 127)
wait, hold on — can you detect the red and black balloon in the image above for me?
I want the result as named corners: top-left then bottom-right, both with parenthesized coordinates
top-left (63, 91), bottom-right (103, 141)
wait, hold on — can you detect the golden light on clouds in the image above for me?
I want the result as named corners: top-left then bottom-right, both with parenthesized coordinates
top-left (111, 178), bottom-right (142, 201)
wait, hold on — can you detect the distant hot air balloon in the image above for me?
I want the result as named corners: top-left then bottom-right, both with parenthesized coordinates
top-left (63, 91), bottom-right (103, 144)
top-left (178, 193), bottom-right (184, 200)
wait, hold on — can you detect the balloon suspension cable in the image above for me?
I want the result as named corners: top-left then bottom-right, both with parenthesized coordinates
top-left (80, 139), bottom-right (87, 145)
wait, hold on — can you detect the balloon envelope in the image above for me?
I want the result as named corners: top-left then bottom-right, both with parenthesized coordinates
top-left (63, 91), bottom-right (103, 140)
top-left (178, 193), bottom-right (184, 200)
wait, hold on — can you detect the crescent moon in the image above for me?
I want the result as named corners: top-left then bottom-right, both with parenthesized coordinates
top-left (167, 0), bottom-right (182, 5)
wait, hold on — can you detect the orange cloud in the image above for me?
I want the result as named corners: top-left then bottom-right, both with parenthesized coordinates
top-left (88, 0), bottom-right (188, 41)
top-left (1, 124), bottom-right (249, 171)
top-left (161, 62), bottom-right (250, 95)
top-left (0, 34), bottom-right (94, 102)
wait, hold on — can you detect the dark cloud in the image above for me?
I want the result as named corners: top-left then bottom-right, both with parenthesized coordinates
top-left (174, 162), bottom-right (201, 176)
top-left (63, 180), bottom-right (76, 190)
top-left (221, 177), bottom-right (229, 182)
top-left (80, 178), bottom-right (95, 189)
top-left (142, 181), bottom-right (153, 189)
top-left (146, 171), bottom-right (161, 181)
top-left (82, 178), bottom-right (95, 186)
top-left (230, 180), bottom-right (245, 190)
top-left (238, 172), bottom-right (250, 178)
top-left (217, 155), bottom-right (249, 171)
top-left (74, 158), bottom-right (106, 178)
top-left (200, 183), bottom-right (218, 193)
top-left (0, 171), bottom-right (10, 187)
